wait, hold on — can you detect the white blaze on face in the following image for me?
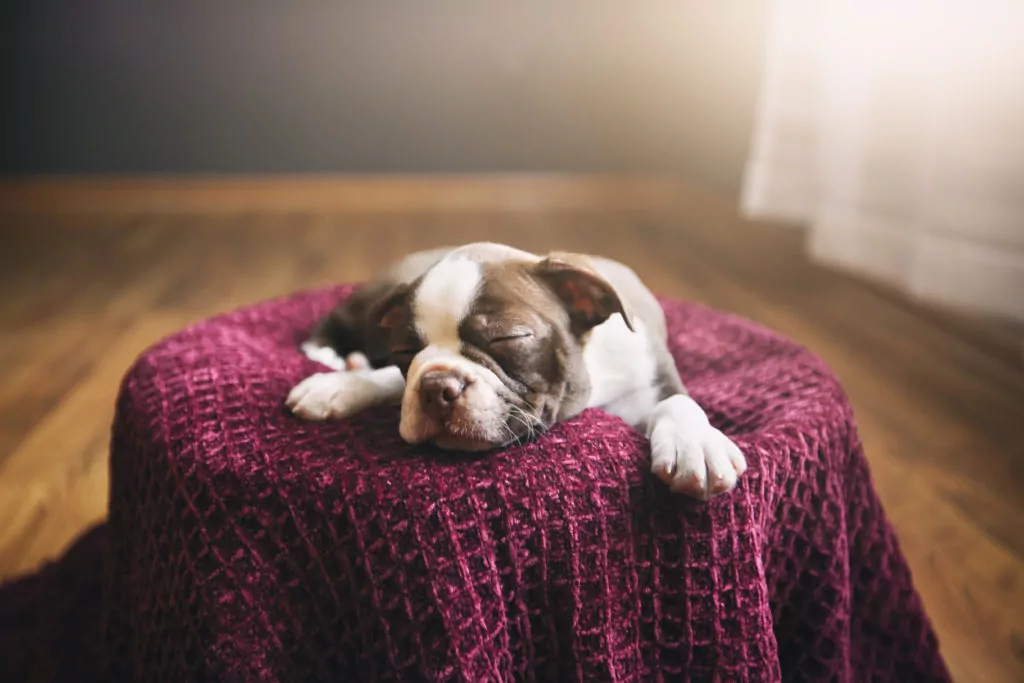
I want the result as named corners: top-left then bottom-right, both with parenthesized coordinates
top-left (398, 257), bottom-right (508, 449)
top-left (412, 257), bottom-right (482, 350)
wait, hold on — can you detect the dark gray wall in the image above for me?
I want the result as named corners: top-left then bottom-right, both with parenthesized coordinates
top-left (1, 2), bottom-right (767, 196)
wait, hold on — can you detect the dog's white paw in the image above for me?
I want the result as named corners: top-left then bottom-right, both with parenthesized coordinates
top-left (287, 372), bottom-right (346, 420)
top-left (301, 342), bottom-right (347, 371)
top-left (287, 368), bottom-right (403, 421)
top-left (301, 342), bottom-right (372, 372)
top-left (647, 395), bottom-right (747, 500)
top-left (289, 371), bottom-right (382, 421)
top-left (343, 351), bottom-right (372, 372)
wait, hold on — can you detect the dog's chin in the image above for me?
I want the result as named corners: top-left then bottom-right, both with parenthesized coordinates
top-left (401, 396), bottom-right (544, 452)
top-left (431, 433), bottom-right (500, 452)
top-left (431, 415), bottom-right (546, 452)
top-left (401, 412), bottom-right (506, 452)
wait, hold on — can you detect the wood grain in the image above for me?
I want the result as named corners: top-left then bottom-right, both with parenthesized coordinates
top-left (0, 176), bottom-right (1021, 682)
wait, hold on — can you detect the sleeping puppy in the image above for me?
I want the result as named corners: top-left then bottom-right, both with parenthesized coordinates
top-left (287, 242), bottom-right (746, 500)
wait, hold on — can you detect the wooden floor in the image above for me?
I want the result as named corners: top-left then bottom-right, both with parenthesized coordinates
top-left (0, 176), bottom-right (1021, 682)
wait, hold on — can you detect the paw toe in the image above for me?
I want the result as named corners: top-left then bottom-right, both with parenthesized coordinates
top-left (670, 470), bottom-right (709, 499)
top-left (286, 373), bottom-right (342, 421)
top-left (344, 352), bottom-right (372, 372)
top-left (286, 383), bottom-right (311, 409)
top-left (652, 428), bottom-right (747, 500)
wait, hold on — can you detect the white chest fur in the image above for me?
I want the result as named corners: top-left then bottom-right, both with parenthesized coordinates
top-left (583, 314), bottom-right (660, 428)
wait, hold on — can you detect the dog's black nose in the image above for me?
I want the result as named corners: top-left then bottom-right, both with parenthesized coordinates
top-left (419, 371), bottom-right (466, 420)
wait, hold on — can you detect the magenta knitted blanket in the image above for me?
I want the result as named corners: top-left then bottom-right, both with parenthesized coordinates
top-left (96, 286), bottom-right (948, 681)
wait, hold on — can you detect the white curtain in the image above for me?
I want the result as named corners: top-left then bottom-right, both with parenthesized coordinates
top-left (742, 1), bottom-right (1024, 322)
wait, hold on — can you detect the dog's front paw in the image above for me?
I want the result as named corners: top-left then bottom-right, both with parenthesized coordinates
top-left (300, 342), bottom-right (371, 372)
top-left (288, 372), bottom-right (370, 421)
top-left (287, 369), bottom-right (397, 421)
top-left (300, 342), bottom-right (347, 371)
top-left (287, 372), bottom-right (345, 420)
top-left (647, 395), bottom-right (747, 500)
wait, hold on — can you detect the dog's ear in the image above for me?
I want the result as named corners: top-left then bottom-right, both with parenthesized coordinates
top-left (365, 285), bottom-right (412, 366)
top-left (533, 254), bottom-right (634, 335)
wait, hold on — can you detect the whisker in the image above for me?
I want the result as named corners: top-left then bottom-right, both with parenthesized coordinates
top-left (506, 412), bottom-right (528, 445)
top-left (507, 404), bottom-right (542, 443)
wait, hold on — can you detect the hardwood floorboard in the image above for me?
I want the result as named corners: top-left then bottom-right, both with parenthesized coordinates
top-left (0, 176), bottom-right (1020, 682)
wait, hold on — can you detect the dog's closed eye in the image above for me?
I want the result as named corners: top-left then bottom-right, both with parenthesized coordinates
top-left (489, 332), bottom-right (534, 343)
top-left (486, 331), bottom-right (536, 348)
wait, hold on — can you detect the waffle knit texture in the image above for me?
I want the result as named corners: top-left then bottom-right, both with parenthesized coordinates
top-left (100, 285), bottom-right (950, 682)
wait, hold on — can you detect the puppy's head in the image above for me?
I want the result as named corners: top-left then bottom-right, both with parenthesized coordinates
top-left (368, 245), bottom-right (632, 451)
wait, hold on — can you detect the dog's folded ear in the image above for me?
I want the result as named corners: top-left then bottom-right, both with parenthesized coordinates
top-left (533, 254), bottom-right (634, 335)
top-left (364, 285), bottom-right (411, 366)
